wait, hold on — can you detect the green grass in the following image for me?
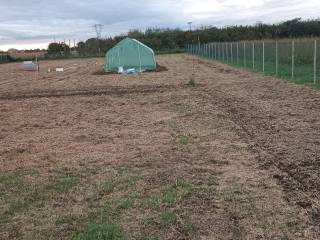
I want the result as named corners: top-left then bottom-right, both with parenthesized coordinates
top-left (0, 171), bottom-right (80, 226)
top-left (179, 137), bottom-right (189, 146)
top-left (73, 223), bottom-right (123, 240)
top-left (0, 166), bottom-right (215, 239)
top-left (160, 211), bottom-right (177, 225)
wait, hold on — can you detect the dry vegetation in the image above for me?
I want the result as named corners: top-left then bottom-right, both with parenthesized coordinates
top-left (8, 51), bottom-right (46, 60)
top-left (0, 54), bottom-right (319, 239)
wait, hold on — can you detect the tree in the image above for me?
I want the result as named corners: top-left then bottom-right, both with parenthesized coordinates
top-left (48, 42), bottom-right (70, 56)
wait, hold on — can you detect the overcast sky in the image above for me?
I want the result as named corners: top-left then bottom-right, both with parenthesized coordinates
top-left (0, 0), bottom-right (319, 50)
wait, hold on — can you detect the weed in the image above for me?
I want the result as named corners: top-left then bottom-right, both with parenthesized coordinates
top-left (186, 77), bottom-right (196, 86)
top-left (179, 137), bottom-right (189, 146)
top-left (160, 211), bottom-right (177, 225)
top-left (73, 223), bottom-right (123, 240)
top-left (45, 176), bottom-right (79, 193)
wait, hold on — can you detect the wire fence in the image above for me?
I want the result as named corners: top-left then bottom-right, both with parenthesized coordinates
top-left (187, 39), bottom-right (320, 86)
top-left (0, 54), bottom-right (9, 64)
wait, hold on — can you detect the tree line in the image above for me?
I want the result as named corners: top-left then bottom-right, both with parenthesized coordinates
top-left (47, 18), bottom-right (320, 56)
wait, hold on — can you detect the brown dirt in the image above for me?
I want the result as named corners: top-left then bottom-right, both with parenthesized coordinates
top-left (0, 54), bottom-right (319, 239)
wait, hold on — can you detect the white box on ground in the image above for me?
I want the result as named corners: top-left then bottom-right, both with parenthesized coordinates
top-left (118, 66), bottom-right (124, 73)
top-left (56, 68), bottom-right (64, 72)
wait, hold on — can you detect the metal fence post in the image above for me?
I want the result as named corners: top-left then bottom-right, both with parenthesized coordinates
top-left (215, 43), bottom-right (217, 60)
top-left (292, 40), bottom-right (295, 79)
top-left (231, 43), bottom-right (233, 63)
top-left (314, 39), bottom-right (317, 84)
top-left (226, 43), bottom-right (228, 63)
top-left (237, 42), bottom-right (239, 65)
top-left (222, 43), bottom-right (224, 62)
top-left (225, 43), bottom-right (227, 62)
top-left (263, 41), bottom-right (265, 73)
top-left (252, 42), bottom-right (255, 70)
top-left (206, 44), bottom-right (208, 57)
top-left (276, 40), bottom-right (278, 76)
top-left (244, 42), bottom-right (246, 68)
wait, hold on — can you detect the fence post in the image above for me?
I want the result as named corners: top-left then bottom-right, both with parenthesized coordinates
top-left (217, 43), bottom-right (219, 60)
top-left (276, 40), bottom-right (278, 76)
top-left (244, 42), bottom-right (246, 68)
top-left (205, 44), bottom-right (207, 57)
top-left (252, 42), bottom-right (255, 70)
top-left (226, 43), bottom-right (228, 63)
top-left (206, 44), bottom-right (208, 57)
top-left (292, 40), bottom-right (295, 79)
top-left (222, 43), bottom-right (224, 62)
top-left (215, 43), bottom-right (217, 59)
top-left (230, 43), bottom-right (233, 63)
top-left (263, 41), bottom-right (265, 73)
top-left (225, 43), bottom-right (227, 62)
top-left (237, 42), bottom-right (239, 65)
top-left (314, 40), bottom-right (317, 84)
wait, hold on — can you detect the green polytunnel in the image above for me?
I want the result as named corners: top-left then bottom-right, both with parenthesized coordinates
top-left (104, 37), bottom-right (156, 73)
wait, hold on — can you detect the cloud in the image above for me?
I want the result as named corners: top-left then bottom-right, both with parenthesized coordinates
top-left (0, 0), bottom-right (319, 50)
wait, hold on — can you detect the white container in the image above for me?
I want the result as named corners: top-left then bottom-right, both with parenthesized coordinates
top-left (56, 68), bottom-right (64, 72)
top-left (118, 66), bottom-right (124, 73)
top-left (20, 61), bottom-right (37, 71)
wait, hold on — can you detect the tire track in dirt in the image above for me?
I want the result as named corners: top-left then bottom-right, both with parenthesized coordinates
top-left (192, 58), bottom-right (320, 226)
top-left (0, 84), bottom-right (177, 100)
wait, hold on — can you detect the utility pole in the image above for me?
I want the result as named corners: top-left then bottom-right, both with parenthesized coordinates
top-left (93, 24), bottom-right (103, 56)
top-left (93, 24), bottom-right (103, 39)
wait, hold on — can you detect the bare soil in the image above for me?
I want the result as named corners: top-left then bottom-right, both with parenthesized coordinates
top-left (0, 54), bottom-right (319, 239)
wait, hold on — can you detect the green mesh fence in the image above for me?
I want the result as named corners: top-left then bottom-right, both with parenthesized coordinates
top-left (187, 39), bottom-right (320, 87)
top-left (317, 40), bottom-right (320, 84)
top-left (0, 54), bottom-right (8, 64)
top-left (105, 37), bottom-right (156, 72)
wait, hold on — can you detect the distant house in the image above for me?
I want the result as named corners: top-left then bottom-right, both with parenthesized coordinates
top-left (104, 37), bottom-right (156, 73)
